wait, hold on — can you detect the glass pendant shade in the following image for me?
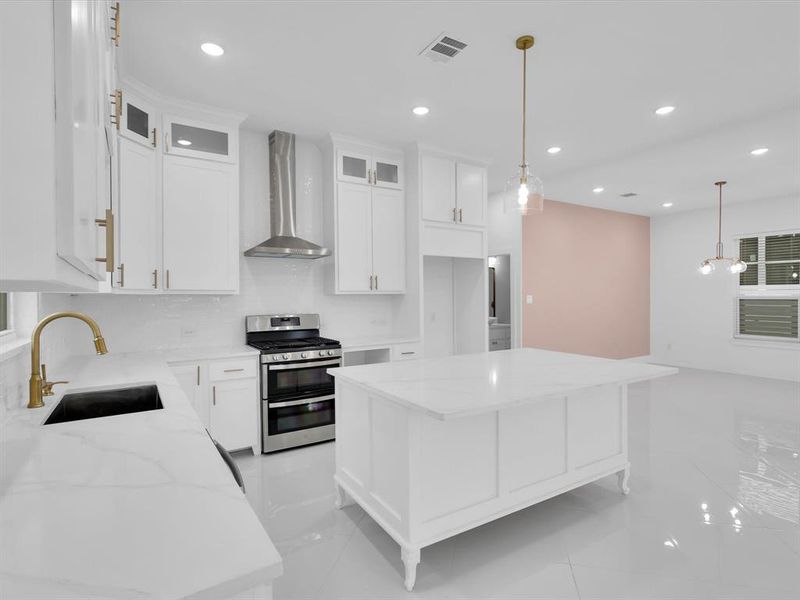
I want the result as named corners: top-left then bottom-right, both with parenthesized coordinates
top-left (505, 165), bottom-right (543, 214)
top-left (699, 181), bottom-right (747, 276)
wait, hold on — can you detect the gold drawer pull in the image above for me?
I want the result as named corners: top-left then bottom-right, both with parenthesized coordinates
top-left (223, 368), bottom-right (244, 373)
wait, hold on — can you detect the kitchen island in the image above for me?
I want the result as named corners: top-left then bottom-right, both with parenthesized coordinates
top-left (0, 352), bottom-right (282, 599)
top-left (329, 348), bottom-right (677, 591)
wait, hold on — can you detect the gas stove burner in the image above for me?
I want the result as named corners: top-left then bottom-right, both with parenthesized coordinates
top-left (249, 336), bottom-right (340, 353)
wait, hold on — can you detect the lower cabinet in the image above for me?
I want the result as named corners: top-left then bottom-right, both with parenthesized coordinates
top-left (169, 356), bottom-right (260, 454)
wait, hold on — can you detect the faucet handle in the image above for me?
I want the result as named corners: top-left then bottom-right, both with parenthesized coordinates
top-left (42, 380), bottom-right (69, 397)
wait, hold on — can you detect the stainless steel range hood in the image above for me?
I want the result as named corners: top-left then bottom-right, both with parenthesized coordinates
top-left (244, 130), bottom-right (330, 259)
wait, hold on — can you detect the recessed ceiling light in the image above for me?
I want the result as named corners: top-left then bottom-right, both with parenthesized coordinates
top-left (546, 146), bottom-right (561, 154)
top-left (662, 202), bottom-right (673, 208)
top-left (654, 105), bottom-right (675, 116)
top-left (412, 106), bottom-right (430, 116)
top-left (177, 139), bottom-right (192, 146)
top-left (201, 42), bottom-right (224, 57)
top-left (592, 186), bottom-right (604, 193)
top-left (750, 147), bottom-right (769, 156)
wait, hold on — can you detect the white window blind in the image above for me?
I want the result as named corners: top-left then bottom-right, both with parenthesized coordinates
top-left (736, 231), bottom-right (800, 342)
top-left (737, 298), bottom-right (799, 340)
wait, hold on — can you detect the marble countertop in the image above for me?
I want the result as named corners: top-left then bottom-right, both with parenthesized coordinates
top-left (0, 353), bottom-right (281, 599)
top-left (329, 348), bottom-right (678, 420)
top-left (337, 335), bottom-right (421, 352)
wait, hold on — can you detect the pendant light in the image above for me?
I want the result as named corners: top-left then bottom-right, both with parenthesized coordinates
top-left (699, 181), bottom-right (748, 275)
top-left (505, 35), bottom-right (543, 215)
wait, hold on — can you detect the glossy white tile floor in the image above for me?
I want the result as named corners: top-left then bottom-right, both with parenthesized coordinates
top-left (235, 368), bottom-right (800, 599)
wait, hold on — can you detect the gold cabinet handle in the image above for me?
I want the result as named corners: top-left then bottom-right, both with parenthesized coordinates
top-left (117, 263), bottom-right (125, 287)
top-left (109, 89), bottom-right (121, 130)
top-left (151, 127), bottom-right (157, 148)
top-left (110, 1), bottom-right (120, 46)
top-left (459, 208), bottom-right (463, 223)
top-left (223, 368), bottom-right (244, 373)
top-left (94, 209), bottom-right (115, 273)
top-left (369, 275), bottom-right (373, 290)
top-left (196, 365), bottom-right (200, 386)
top-left (166, 269), bottom-right (170, 289)
top-left (152, 268), bottom-right (158, 289)
top-left (453, 207), bottom-right (458, 222)
top-left (375, 275), bottom-right (378, 290)
top-left (212, 385), bottom-right (216, 405)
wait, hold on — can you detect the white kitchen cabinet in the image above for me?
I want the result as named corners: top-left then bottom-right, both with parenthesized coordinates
top-left (336, 148), bottom-right (403, 189)
top-left (337, 149), bottom-right (372, 186)
top-left (169, 356), bottom-right (260, 454)
top-left (0, 0), bottom-right (115, 291)
top-left (372, 154), bottom-right (403, 190)
top-left (421, 155), bottom-right (456, 224)
top-left (210, 379), bottom-right (259, 453)
top-left (328, 136), bottom-right (406, 295)
top-left (421, 155), bottom-right (486, 227)
top-left (163, 114), bottom-right (237, 164)
top-left (336, 182), bottom-right (373, 292)
top-left (162, 155), bottom-right (238, 293)
top-left (371, 188), bottom-right (406, 292)
top-left (117, 137), bottom-right (159, 291)
top-left (120, 89), bottom-right (158, 148)
top-left (335, 183), bottom-right (405, 294)
top-left (456, 163), bottom-right (486, 226)
top-left (171, 363), bottom-right (207, 426)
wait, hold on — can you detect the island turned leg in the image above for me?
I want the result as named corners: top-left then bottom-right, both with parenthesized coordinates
top-left (401, 546), bottom-right (420, 591)
top-left (334, 479), bottom-right (354, 509)
top-left (617, 466), bottom-right (631, 495)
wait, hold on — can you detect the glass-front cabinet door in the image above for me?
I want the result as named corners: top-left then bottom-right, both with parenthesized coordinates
top-left (372, 154), bottom-right (403, 190)
top-left (163, 114), bottom-right (237, 163)
top-left (336, 149), bottom-right (371, 185)
top-left (120, 89), bottom-right (157, 148)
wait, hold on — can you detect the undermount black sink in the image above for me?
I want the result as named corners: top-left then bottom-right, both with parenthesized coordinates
top-left (44, 385), bottom-right (163, 425)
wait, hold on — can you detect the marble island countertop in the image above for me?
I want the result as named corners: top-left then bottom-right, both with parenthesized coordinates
top-left (0, 352), bottom-right (281, 599)
top-left (329, 348), bottom-right (678, 419)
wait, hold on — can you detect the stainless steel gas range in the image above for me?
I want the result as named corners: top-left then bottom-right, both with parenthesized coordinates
top-left (246, 314), bottom-right (340, 453)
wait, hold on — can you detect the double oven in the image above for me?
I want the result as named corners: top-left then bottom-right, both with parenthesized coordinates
top-left (246, 314), bottom-right (341, 453)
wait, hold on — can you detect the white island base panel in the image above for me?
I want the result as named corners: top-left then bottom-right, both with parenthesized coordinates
top-left (332, 350), bottom-right (675, 591)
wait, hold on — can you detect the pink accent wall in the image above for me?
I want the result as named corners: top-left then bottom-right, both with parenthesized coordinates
top-left (522, 199), bottom-right (650, 358)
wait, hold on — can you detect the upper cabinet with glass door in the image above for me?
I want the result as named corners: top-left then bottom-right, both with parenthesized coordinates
top-left (163, 115), bottom-right (238, 164)
top-left (336, 144), bottom-right (403, 190)
top-left (120, 89), bottom-right (158, 148)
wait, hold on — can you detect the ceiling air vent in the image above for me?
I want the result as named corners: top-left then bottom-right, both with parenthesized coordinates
top-left (620, 192), bottom-right (638, 198)
top-left (420, 33), bottom-right (468, 64)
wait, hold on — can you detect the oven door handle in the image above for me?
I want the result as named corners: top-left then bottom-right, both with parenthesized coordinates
top-left (267, 359), bottom-right (341, 371)
top-left (269, 394), bottom-right (335, 408)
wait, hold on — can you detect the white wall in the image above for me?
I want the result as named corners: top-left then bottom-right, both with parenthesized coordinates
top-left (38, 130), bottom-right (397, 357)
top-left (651, 196), bottom-right (800, 381)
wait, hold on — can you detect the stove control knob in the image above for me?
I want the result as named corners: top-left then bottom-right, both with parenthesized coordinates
top-left (301, 352), bottom-right (308, 359)
top-left (328, 350), bottom-right (335, 356)
top-left (319, 351), bottom-right (326, 357)
top-left (282, 354), bottom-right (289, 360)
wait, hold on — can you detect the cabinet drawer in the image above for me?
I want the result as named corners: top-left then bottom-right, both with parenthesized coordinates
top-left (392, 342), bottom-right (423, 361)
top-left (489, 327), bottom-right (511, 341)
top-left (209, 358), bottom-right (257, 381)
top-left (489, 339), bottom-right (511, 351)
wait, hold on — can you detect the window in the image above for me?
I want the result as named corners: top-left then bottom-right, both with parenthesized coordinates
top-left (0, 292), bottom-right (8, 333)
top-left (736, 231), bottom-right (800, 343)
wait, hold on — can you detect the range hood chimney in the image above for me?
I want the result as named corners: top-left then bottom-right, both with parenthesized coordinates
top-left (244, 130), bottom-right (330, 259)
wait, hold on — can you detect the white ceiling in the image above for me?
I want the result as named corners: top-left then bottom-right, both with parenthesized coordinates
top-left (121, 1), bottom-right (800, 216)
